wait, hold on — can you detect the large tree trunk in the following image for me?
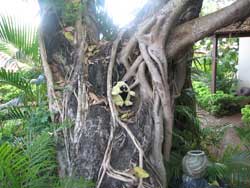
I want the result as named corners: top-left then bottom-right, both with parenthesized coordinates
top-left (38, 0), bottom-right (250, 187)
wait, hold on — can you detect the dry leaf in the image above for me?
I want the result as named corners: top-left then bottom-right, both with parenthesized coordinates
top-left (133, 167), bottom-right (149, 179)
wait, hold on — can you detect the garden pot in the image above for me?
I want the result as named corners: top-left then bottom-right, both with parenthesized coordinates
top-left (182, 150), bottom-right (208, 179)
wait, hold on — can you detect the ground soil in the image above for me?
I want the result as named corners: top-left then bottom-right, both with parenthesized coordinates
top-left (198, 108), bottom-right (243, 157)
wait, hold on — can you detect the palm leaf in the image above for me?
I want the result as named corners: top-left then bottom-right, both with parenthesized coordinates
top-left (0, 68), bottom-right (34, 99)
top-left (24, 133), bottom-right (57, 188)
top-left (235, 127), bottom-right (250, 148)
top-left (0, 106), bottom-right (31, 121)
top-left (206, 162), bottom-right (227, 182)
top-left (0, 13), bottom-right (39, 63)
top-left (223, 151), bottom-right (250, 187)
top-left (0, 133), bottom-right (57, 188)
top-left (208, 149), bottom-right (250, 187)
top-left (0, 143), bottom-right (29, 188)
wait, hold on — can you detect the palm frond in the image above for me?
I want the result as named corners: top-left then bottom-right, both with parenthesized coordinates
top-left (0, 68), bottom-right (34, 98)
top-left (24, 133), bottom-right (57, 188)
top-left (175, 105), bottom-right (200, 134)
top-left (0, 143), bottom-right (29, 188)
top-left (223, 151), bottom-right (250, 187)
top-left (206, 162), bottom-right (227, 182)
top-left (0, 39), bottom-right (10, 52)
top-left (0, 13), bottom-right (39, 63)
top-left (166, 152), bottom-right (183, 188)
top-left (208, 148), bottom-right (250, 187)
top-left (235, 127), bottom-right (250, 147)
top-left (0, 133), bottom-right (57, 188)
top-left (0, 106), bottom-right (31, 121)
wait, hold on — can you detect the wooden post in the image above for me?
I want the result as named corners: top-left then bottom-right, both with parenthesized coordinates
top-left (211, 35), bottom-right (218, 93)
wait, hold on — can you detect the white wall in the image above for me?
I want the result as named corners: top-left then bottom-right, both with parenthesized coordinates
top-left (238, 37), bottom-right (250, 87)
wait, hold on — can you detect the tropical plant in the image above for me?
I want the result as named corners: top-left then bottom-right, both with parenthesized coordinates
top-left (0, 13), bottom-right (39, 64)
top-left (168, 92), bottom-right (202, 187)
top-left (192, 37), bottom-right (238, 93)
top-left (205, 123), bottom-right (250, 187)
top-left (0, 68), bottom-right (47, 123)
top-left (193, 81), bottom-right (248, 116)
top-left (206, 147), bottom-right (250, 188)
top-left (0, 10), bottom-right (42, 111)
top-left (241, 105), bottom-right (250, 125)
top-left (0, 6), bottom-right (61, 188)
top-left (235, 126), bottom-right (250, 151)
top-left (0, 68), bottom-right (34, 101)
top-left (0, 132), bottom-right (57, 188)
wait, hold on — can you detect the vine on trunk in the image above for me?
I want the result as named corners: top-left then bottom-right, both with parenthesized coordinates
top-left (96, 0), bottom-right (190, 187)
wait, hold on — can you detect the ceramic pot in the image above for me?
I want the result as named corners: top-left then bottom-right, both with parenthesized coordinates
top-left (182, 150), bottom-right (208, 179)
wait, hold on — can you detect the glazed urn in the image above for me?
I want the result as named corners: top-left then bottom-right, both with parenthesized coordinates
top-left (182, 150), bottom-right (208, 179)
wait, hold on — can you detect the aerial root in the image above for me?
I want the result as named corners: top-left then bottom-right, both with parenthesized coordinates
top-left (97, 0), bottom-right (190, 187)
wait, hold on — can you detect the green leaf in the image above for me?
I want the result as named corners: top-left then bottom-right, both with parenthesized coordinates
top-left (0, 68), bottom-right (34, 100)
top-left (0, 13), bottom-right (39, 64)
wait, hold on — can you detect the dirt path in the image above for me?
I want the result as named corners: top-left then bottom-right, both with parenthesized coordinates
top-left (197, 108), bottom-right (243, 157)
top-left (198, 108), bottom-right (243, 128)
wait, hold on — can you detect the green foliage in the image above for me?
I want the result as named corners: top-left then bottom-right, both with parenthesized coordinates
top-left (41, 0), bottom-right (117, 39)
top-left (0, 14), bottom-right (39, 63)
top-left (193, 37), bottom-right (238, 93)
top-left (0, 120), bottom-right (23, 144)
top-left (0, 6), bottom-right (63, 188)
top-left (0, 84), bottom-right (20, 103)
top-left (55, 177), bottom-right (95, 188)
top-left (168, 125), bottom-right (226, 187)
top-left (241, 105), bottom-right (250, 125)
top-left (207, 147), bottom-right (250, 188)
top-left (0, 133), bottom-right (57, 188)
top-left (193, 81), bottom-right (247, 116)
top-left (24, 133), bottom-right (57, 188)
top-left (0, 70), bottom-right (49, 143)
top-left (41, 0), bottom-right (82, 26)
top-left (0, 68), bottom-right (34, 102)
top-left (0, 107), bottom-right (30, 122)
top-left (200, 127), bottom-right (225, 156)
top-left (235, 126), bottom-right (250, 150)
top-left (206, 124), bottom-right (250, 187)
top-left (169, 92), bottom-right (232, 188)
top-left (168, 89), bottom-right (203, 186)
top-left (0, 104), bottom-right (51, 143)
top-left (166, 152), bottom-right (183, 188)
top-left (62, 1), bottom-right (81, 26)
top-left (206, 162), bottom-right (227, 182)
top-left (169, 124), bottom-right (250, 187)
top-left (0, 143), bottom-right (28, 188)
top-left (0, 68), bottom-right (32, 94)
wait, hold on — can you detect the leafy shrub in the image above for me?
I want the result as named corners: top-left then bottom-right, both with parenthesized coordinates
top-left (168, 125), bottom-right (226, 187)
top-left (241, 105), bottom-right (250, 125)
top-left (0, 85), bottom-right (20, 103)
top-left (192, 37), bottom-right (238, 93)
top-left (206, 146), bottom-right (250, 188)
top-left (194, 81), bottom-right (247, 116)
top-left (0, 133), bottom-right (57, 188)
top-left (205, 125), bottom-right (250, 187)
top-left (55, 177), bottom-right (95, 188)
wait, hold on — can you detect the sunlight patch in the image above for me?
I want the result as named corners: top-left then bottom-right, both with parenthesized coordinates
top-left (0, 0), bottom-right (40, 26)
top-left (105, 0), bottom-right (148, 27)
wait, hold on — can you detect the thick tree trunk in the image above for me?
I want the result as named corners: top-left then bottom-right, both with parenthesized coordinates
top-left (38, 0), bottom-right (250, 188)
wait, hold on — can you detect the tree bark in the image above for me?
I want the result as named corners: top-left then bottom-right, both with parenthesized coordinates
top-left (38, 0), bottom-right (250, 187)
